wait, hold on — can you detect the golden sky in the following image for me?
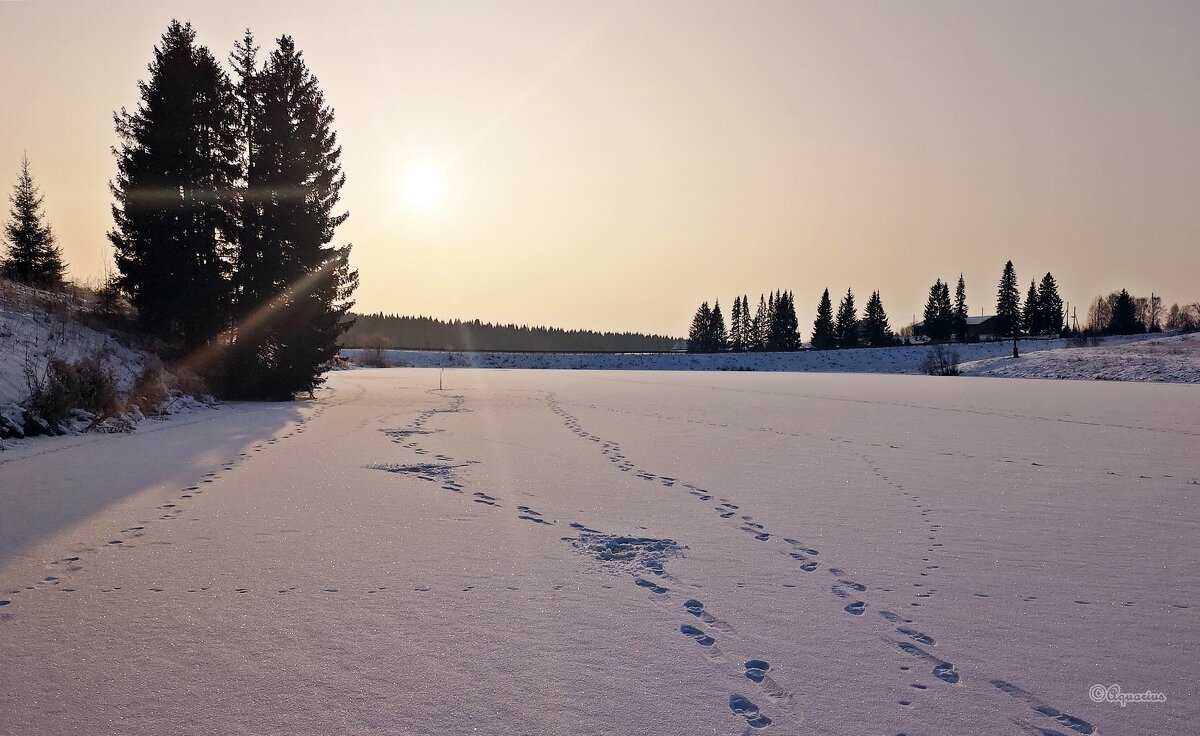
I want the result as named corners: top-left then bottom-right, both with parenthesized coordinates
top-left (2, 1), bottom-right (1197, 335)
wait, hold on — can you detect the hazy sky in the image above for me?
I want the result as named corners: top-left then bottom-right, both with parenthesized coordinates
top-left (2, 1), bottom-right (1197, 335)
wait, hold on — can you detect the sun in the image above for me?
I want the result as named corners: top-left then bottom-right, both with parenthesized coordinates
top-left (402, 164), bottom-right (445, 208)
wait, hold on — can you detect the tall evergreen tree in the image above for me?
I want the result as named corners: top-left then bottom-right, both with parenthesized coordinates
top-left (2, 154), bottom-right (66, 288)
top-left (709, 299), bottom-right (728, 351)
top-left (1107, 289), bottom-right (1143, 335)
top-left (1022, 280), bottom-right (1040, 335)
top-left (752, 294), bottom-right (768, 350)
top-left (738, 293), bottom-right (752, 351)
top-left (953, 274), bottom-right (968, 341)
top-left (995, 260), bottom-right (1021, 338)
top-left (923, 279), bottom-right (954, 341)
top-left (811, 288), bottom-right (835, 349)
top-left (229, 34), bottom-right (358, 398)
top-left (834, 288), bottom-right (858, 348)
top-left (228, 29), bottom-right (262, 311)
top-left (769, 290), bottom-right (799, 350)
top-left (861, 290), bottom-right (893, 347)
top-left (110, 20), bottom-right (240, 353)
top-left (688, 301), bottom-right (712, 352)
top-left (1037, 272), bottom-right (1064, 335)
top-left (729, 296), bottom-right (744, 352)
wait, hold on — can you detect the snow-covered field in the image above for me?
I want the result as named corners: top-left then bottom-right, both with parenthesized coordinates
top-left (343, 332), bottom-right (1199, 383)
top-left (1, 368), bottom-right (1195, 735)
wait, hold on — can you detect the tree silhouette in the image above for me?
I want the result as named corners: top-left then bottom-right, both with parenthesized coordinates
top-left (1022, 280), bottom-right (1040, 335)
top-left (688, 301), bottom-right (713, 352)
top-left (1037, 272), bottom-right (1064, 335)
top-left (709, 299), bottom-right (728, 351)
top-left (834, 288), bottom-right (858, 348)
top-left (811, 288), bottom-right (836, 349)
top-left (861, 290), bottom-right (893, 347)
top-left (109, 20), bottom-right (240, 353)
top-left (752, 294), bottom-right (768, 350)
top-left (1107, 289), bottom-right (1144, 335)
top-left (953, 274), bottom-right (968, 341)
top-left (729, 295), bottom-right (744, 352)
top-left (229, 34), bottom-right (358, 398)
top-left (995, 260), bottom-right (1021, 337)
top-left (923, 279), bottom-right (953, 341)
top-left (2, 154), bottom-right (65, 288)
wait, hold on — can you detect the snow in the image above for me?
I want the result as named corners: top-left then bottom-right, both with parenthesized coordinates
top-left (1, 368), bottom-right (1196, 735)
top-left (961, 333), bottom-right (1200, 383)
top-left (343, 332), bottom-right (1198, 383)
top-left (0, 280), bottom-right (148, 406)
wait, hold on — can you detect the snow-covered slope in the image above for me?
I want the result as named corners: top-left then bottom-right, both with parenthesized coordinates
top-left (1, 369), bottom-right (1195, 735)
top-left (961, 333), bottom-right (1200, 382)
top-left (0, 280), bottom-right (147, 406)
top-left (343, 333), bottom-right (1197, 382)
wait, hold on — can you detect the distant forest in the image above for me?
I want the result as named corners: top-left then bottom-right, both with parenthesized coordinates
top-left (342, 313), bottom-right (679, 352)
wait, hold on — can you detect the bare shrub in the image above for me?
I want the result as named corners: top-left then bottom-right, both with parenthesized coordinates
top-left (1067, 330), bottom-right (1105, 348)
top-left (24, 355), bottom-right (79, 426)
top-left (130, 358), bottom-right (170, 414)
top-left (919, 345), bottom-right (960, 376)
top-left (360, 338), bottom-right (391, 368)
top-left (24, 350), bottom-right (121, 425)
top-left (73, 351), bottom-right (120, 416)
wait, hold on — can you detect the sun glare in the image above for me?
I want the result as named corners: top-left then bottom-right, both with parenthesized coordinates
top-left (402, 164), bottom-right (445, 208)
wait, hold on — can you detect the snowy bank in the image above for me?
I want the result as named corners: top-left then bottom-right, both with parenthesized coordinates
top-left (341, 333), bottom-right (1194, 382)
top-left (960, 333), bottom-right (1200, 383)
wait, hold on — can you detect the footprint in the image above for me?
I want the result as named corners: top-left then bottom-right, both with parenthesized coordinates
top-left (744, 659), bottom-right (770, 683)
top-left (635, 577), bottom-right (669, 595)
top-left (729, 694), bottom-right (772, 729)
top-left (679, 624), bottom-right (716, 647)
top-left (897, 626), bottom-right (936, 645)
top-left (844, 601), bottom-right (866, 615)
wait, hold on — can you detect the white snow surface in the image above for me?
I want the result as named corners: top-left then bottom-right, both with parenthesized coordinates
top-left (1, 368), bottom-right (1196, 735)
top-left (343, 332), bottom-right (1199, 383)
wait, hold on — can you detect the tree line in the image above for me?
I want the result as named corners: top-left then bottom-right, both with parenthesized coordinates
top-left (2, 20), bottom-right (357, 400)
top-left (689, 287), bottom-right (895, 352)
top-left (686, 260), bottom-right (1194, 352)
top-left (343, 313), bottom-right (677, 352)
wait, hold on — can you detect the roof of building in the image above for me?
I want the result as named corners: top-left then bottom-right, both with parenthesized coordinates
top-left (914, 315), bottom-right (998, 328)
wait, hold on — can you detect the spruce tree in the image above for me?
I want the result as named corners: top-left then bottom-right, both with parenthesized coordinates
top-left (996, 260), bottom-right (1021, 337)
top-left (739, 293), bottom-right (752, 351)
top-left (783, 291), bottom-right (800, 350)
top-left (110, 20), bottom-right (240, 353)
top-left (229, 29), bottom-right (262, 312)
top-left (812, 288), bottom-right (836, 349)
top-left (862, 290), bottom-right (893, 347)
top-left (953, 274), bottom-right (968, 342)
top-left (230, 34), bottom-right (358, 398)
top-left (1107, 290), bottom-right (1143, 335)
top-left (729, 296), bottom-right (744, 352)
top-left (1022, 280), bottom-right (1040, 335)
top-left (1038, 272), bottom-right (1064, 335)
top-left (753, 294), bottom-right (768, 350)
top-left (770, 290), bottom-right (799, 350)
top-left (688, 301), bottom-right (711, 352)
top-left (923, 279), bottom-right (952, 341)
top-left (709, 300), bottom-right (728, 351)
top-left (2, 154), bottom-right (66, 288)
top-left (835, 288), bottom-right (858, 348)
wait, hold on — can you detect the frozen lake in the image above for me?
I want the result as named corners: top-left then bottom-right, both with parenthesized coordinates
top-left (1, 369), bottom-right (1196, 735)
